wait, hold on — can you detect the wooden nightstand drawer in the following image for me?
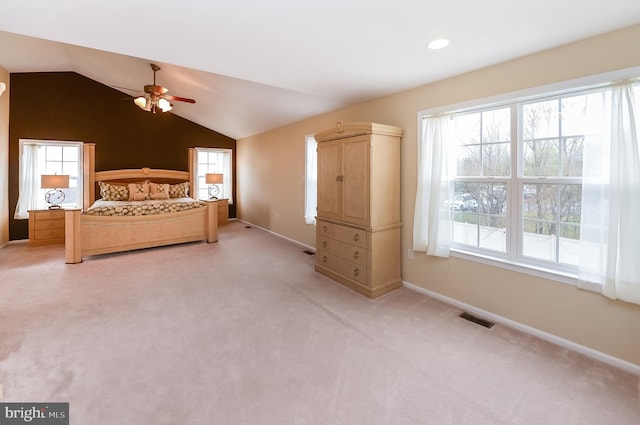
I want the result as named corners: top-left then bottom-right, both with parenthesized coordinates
top-left (28, 209), bottom-right (66, 246)
top-left (34, 218), bottom-right (65, 230)
top-left (35, 228), bottom-right (65, 240)
top-left (33, 210), bottom-right (65, 220)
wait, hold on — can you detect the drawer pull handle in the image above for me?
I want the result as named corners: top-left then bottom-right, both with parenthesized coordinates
top-left (353, 251), bottom-right (359, 259)
top-left (323, 225), bottom-right (328, 232)
top-left (353, 233), bottom-right (360, 242)
top-left (322, 241), bottom-right (327, 248)
top-left (353, 268), bottom-right (359, 276)
top-left (322, 256), bottom-right (328, 263)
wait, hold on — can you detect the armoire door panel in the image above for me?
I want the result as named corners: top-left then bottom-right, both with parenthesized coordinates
top-left (316, 141), bottom-right (340, 221)
top-left (341, 136), bottom-right (370, 226)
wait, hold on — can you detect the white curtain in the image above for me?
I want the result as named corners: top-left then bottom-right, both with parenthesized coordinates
top-left (579, 83), bottom-right (640, 304)
top-left (304, 135), bottom-right (317, 224)
top-left (221, 151), bottom-right (233, 204)
top-left (14, 143), bottom-right (40, 219)
top-left (412, 116), bottom-right (453, 257)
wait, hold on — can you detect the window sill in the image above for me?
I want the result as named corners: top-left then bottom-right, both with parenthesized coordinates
top-left (450, 248), bottom-right (578, 286)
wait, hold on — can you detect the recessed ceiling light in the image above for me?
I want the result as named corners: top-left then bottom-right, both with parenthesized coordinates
top-left (428, 38), bottom-right (449, 50)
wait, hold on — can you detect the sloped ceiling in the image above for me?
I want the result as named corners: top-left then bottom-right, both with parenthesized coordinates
top-left (1, 1), bottom-right (640, 139)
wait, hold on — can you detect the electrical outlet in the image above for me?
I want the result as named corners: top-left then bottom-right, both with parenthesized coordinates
top-left (408, 248), bottom-right (414, 260)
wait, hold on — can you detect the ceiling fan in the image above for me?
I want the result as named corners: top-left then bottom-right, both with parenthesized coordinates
top-left (133, 63), bottom-right (196, 113)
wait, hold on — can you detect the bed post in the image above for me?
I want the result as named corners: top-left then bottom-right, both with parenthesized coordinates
top-left (65, 209), bottom-right (82, 264)
top-left (188, 147), bottom-right (197, 198)
top-left (83, 143), bottom-right (96, 207)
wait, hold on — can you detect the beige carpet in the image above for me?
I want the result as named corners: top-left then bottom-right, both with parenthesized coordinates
top-left (1, 221), bottom-right (638, 424)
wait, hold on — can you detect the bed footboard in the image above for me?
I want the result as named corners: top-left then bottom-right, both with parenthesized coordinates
top-left (65, 201), bottom-right (218, 264)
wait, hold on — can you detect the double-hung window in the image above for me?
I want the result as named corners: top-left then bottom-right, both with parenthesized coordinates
top-left (195, 148), bottom-right (233, 203)
top-left (449, 95), bottom-right (592, 271)
top-left (14, 139), bottom-right (84, 219)
top-left (414, 75), bottom-right (640, 304)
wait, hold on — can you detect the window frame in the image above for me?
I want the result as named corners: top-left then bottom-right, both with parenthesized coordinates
top-left (194, 147), bottom-right (233, 204)
top-left (416, 66), bottom-right (640, 285)
top-left (15, 139), bottom-right (84, 219)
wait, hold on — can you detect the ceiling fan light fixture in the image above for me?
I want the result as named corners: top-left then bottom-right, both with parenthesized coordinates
top-left (134, 96), bottom-right (151, 111)
top-left (133, 63), bottom-right (194, 113)
top-left (158, 98), bottom-right (173, 112)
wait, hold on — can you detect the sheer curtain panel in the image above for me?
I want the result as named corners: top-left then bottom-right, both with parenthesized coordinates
top-left (14, 143), bottom-right (39, 219)
top-left (579, 84), bottom-right (640, 304)
top-left (412, 116), bottom-right (453, 257)
top-left (304, 135), bottom-right (317, 225)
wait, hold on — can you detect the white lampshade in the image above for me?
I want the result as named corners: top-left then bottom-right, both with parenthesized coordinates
top-left (205, 173), bottom-right (224, 184)
top-left (41, 174), bottom-right (70, 189)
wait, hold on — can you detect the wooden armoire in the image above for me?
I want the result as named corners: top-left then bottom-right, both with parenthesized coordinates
top-left (314, 121), bottom-right (402, 298)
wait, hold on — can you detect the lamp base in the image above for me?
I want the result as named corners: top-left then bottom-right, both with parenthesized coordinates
top-left (208, 184), bottom-right (220, 200)
top-left (44, 189), bottom-right (66, 210)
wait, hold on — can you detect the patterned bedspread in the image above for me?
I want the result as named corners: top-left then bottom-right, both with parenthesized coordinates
top-left (84, 198), bottom-right (207, 216)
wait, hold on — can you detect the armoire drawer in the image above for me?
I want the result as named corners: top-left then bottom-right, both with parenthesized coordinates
top-left (317, 220), bottom-right (367, 249)
top-left (317, 235), bottom-right (367, 266)
top-left (316, 250), bottom-right (367, 285)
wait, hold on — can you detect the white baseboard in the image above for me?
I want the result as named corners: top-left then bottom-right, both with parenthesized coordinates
top-left (237, 219), bottom-right (316, 253)
top-left (403, 280), bottom-right (640, 376)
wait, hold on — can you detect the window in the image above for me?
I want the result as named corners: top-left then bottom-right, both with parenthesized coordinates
top-left (447, 95), bottom-right (597, 271)
top-left (414, 74), bottom-right (640, 304)
top-left (195, 148), bottom-right (233, 203)
top-left (451, 107), bottom-right (511, 255)
top-left (304, 135), bottom-right (317, 224)
top-left (14, 140), bottom-right (83, 219)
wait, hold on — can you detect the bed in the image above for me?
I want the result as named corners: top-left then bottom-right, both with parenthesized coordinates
top-left (64, 145), bottom-right (218, 263)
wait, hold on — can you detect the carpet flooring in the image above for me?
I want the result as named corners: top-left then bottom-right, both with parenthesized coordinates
top-left (1, 221), bottom-right (638, 424)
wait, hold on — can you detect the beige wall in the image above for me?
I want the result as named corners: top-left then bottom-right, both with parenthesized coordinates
top-left (0, 67), bottom-right (9, 246)
top-left (237, 25), bottom-right (640, 366)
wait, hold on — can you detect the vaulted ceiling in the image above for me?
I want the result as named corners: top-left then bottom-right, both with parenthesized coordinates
top-left (2, 1), bottom-right (640, 139)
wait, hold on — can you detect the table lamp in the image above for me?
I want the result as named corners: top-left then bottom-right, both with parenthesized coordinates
top-left (205, 173), bottom-right (224, 200)
top-left (41, 174), bottom-right (70, 209)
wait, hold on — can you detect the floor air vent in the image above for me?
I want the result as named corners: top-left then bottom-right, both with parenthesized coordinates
top-left (302, 250), bottom-right (315, 255)
top-left (459, 312), bottom-right (495, 329)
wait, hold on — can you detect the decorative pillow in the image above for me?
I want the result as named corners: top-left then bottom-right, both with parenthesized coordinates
top-left (169, 182), bottom-right (189, 198)
top-left (99, 181), bottom-right (129, 201)
top-left (150, 182), bottom-right (170, 200)
top-left (128, 182), bottom-right (151, 201)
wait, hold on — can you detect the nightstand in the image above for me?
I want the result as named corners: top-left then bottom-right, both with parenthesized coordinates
top-left (28, 209), bottom-right (66, 246)
top-left (217, 198), bottom-right (229, 224)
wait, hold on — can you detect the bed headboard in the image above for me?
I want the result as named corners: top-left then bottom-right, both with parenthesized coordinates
top-left (83, 144), bottom-right (198, 206)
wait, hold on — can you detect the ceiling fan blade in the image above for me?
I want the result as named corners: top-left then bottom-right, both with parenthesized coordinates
top-left (164, 94), bottom-right (196, 104)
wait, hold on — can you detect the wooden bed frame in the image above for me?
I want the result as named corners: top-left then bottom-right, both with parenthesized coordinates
top-left (64, 145), bottom-right (218, 263)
